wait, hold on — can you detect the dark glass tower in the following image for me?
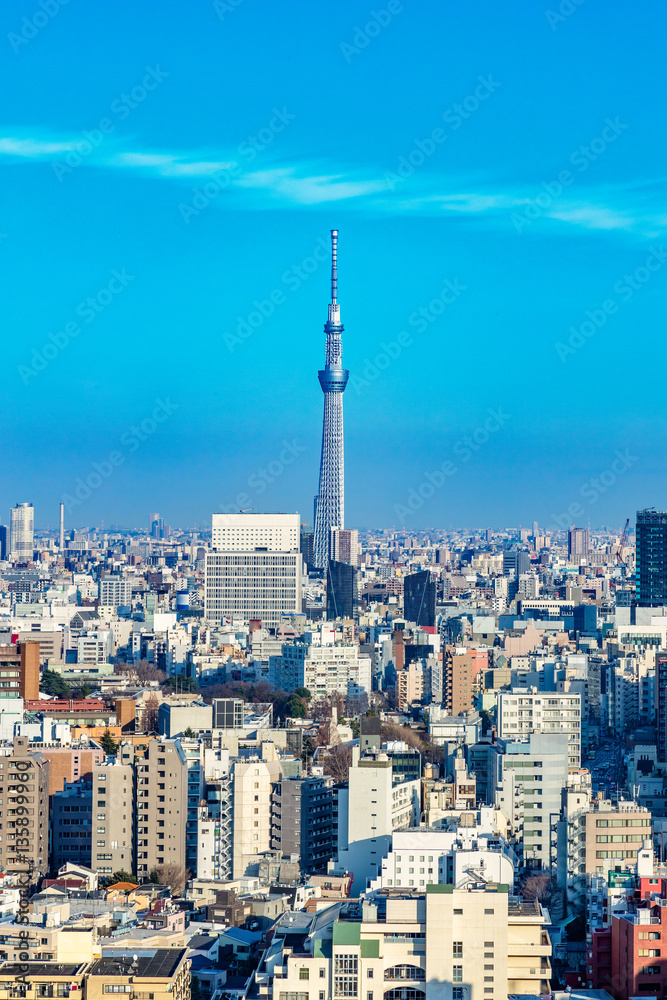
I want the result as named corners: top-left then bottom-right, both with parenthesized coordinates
top-left (404, 570), bottom-right (436, 627)
top-left (326, 560), bottom-right (357, 619)
top-left (636, 509), bottom-right (667, 606)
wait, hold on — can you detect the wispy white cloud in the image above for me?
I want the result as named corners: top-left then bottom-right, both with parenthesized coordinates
top-left (1, 128), bottom-right (666, 236)
top-left (238, 167), bottom-right (387, 204)
top-left (546, 203), bottom-right (635, 231)
top-left (112, 151), bottom-right (237, 176)
top-left (0, 136), bottom-right (79, 157)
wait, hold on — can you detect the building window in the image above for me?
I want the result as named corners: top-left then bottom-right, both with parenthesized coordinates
top-left (385, 967), bottom-right (425, 982)
top-left (104, 988), bottom-right (132, 994)
top-left (453, 968), bottom-right (463, 983)
top-left (300, 970), bottom-right (309, 980)
top-left (320, 970), bottom-right (326, 979)
top-left (453, 943), bottom-right (463, 958)
top-left (454, 909), bottom-right (463, 915)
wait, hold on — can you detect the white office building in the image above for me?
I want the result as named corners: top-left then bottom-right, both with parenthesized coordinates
top-left (205, 550), bottom-right (301, 630)
top-left (211, 512), bottom-right (299, 553)
top-left (10, 503), bottom-right (34, 561)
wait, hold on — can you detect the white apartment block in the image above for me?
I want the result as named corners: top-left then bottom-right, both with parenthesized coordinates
top-left (77, 630), bottom-right (114, 665)
top-left (205, 550), bottom-right (301, 630)
top-left (211, 512), bottom-right (300, 552)
top-left (99, 576), bottom-right (132, 608)
top-left (368, 818), bottom-right (515, 893)
top-left (497, 690), bottom-right (581, 767)
top-left (333, 750), bottom-right (420, 894)
top-left (270, 624), bottom-right (371, 698)
top-left (254, 884), bottom-right (552, 1000)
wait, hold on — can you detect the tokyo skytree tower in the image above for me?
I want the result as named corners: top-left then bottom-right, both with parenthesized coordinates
top-left (313, 230), bottom-right (348, 569)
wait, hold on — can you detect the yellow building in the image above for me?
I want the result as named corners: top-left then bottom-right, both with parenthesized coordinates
top-left (0, 948), bottom-right (190, 1000)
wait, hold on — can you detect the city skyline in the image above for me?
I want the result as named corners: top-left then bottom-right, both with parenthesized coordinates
top-left (3, 0), bottom-right (666, 528)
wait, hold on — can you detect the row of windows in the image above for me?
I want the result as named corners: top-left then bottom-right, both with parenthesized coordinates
top-left (596, 818), bottom-right (650, 827)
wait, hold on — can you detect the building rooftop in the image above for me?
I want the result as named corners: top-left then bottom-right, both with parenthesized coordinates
top-left (89, 948), bottom-right (187, 979)
top-left (0, 961), bottom-right (87, 978)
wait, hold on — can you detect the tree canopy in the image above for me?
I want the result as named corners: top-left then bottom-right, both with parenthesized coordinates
top-left (40, 668), bottom-right (70, 698)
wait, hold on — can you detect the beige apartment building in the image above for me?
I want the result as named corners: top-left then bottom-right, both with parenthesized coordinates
top-left (584, 799), bottom-right (652, 873)
top-left (0, 948), bottom-right (190, 1000)
top-left (0, 737), bottom-right (49, 884)
top-left (253, 883), bottom-right (551, 1000)
top-left (134, 739), bottom-right (187, 881)
top-left (92, 750), bottom-right (135, 877)
top-left (232, 747), bottom-right (284, 878)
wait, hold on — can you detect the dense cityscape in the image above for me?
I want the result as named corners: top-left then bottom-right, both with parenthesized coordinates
top-left (4, 1), bottom-right (664, 999)
top-left (1, 226), bottom-right (666, 1000)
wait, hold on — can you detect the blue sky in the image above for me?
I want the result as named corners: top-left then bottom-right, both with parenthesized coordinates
top-left (2, 0), bottom-right (666, 532)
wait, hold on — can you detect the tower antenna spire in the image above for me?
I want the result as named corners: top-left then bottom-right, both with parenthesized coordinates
top-left (330, 229), bottom-right (338, 303)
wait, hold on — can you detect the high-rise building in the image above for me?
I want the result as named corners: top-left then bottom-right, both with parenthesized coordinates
top-left (443, 646), bottom-right (475, 716)
top-left (495, 733), bottom-right (569, 871)
top-left (205, 550), bottom-right (301, 629)
top-left (231, 752), bottom-right (284, 878)
top-left (1, 737), bottom-right (50, 884)
top-left (330, 527), bottom-right (359, 565)
top-left (497, 690), bottom-right (581, 767)
top-left (503, 547), bottom-right (531, 577)
top-left (10, 502), bottom-right (34, 561)
top-left (271, 774), bottom-right (334, 873)
top-left (133, 739), bottom-right (187, 881)
top-left (326, 559), bottom-right (357, 619)
top-left (211, 512), bottom-right (299, 552)
top-left (568, 525), bottom-right (590, 558)
top-left (51, 780), bottom-right (93, 870)
top-left (404, 569), bottom-right (436, 627)
top-left (300, 522), bottom-right (314, 569)
top-left (636, 509), bottom-right (667, 607)
top-left (0, 641), bottom-right (40, 700)
top-left (91, 751), bottom-right (135, 877)
top-left (99, 575), bottom-right (132, 608)
top-left (313, 230), bottom-right (349, 569)
top-left (270, 624), bottom-right (371, 699)
top-left (0, 525), bottom-right (7, 560)
top-left (333, 749), bottom-right (421, 894)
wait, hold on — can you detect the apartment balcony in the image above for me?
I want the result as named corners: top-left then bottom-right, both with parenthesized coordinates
top-left (508, 961), bottom-right (551, 978)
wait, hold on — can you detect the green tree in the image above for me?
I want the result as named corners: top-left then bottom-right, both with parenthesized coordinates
top-left (294, 687), bottom-right (311, 702)
top-left (164, 675), bottom-right (198, 693)
top-left (40, 668), bottom-right (70, 698)
top-left (182, 726), bottom-right (196, 738)
top-left (99, 728), bottom-right (118, 755)
top-left (104, 870), bottom-right (137, 887)
top-left (285, 693), bottom-right (306, 718)
top-left (78, 682), bottom-right (92, 698)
